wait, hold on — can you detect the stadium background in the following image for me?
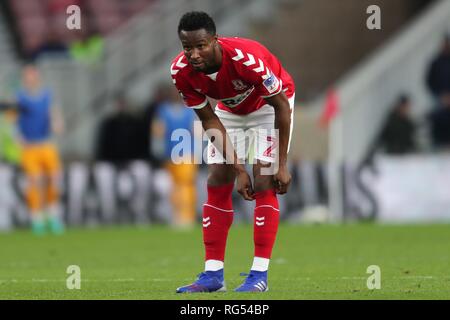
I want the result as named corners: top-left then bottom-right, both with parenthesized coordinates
top-left (1, 0), bottom-right (450, 300)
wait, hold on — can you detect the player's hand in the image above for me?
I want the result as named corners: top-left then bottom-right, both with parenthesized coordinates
top-left (274, 164), bottom-right (291, 194)
top-left (236, 170), bottom-right (254, 201)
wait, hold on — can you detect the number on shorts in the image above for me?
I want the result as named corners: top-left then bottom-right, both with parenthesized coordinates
top-left (263, 136), bottom-right (276, 158)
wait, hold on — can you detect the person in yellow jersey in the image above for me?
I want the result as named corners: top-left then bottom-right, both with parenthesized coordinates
top-left (152, 85), bottom-right (199, 228)
top-left (14, 65), bottom-right (65, 235)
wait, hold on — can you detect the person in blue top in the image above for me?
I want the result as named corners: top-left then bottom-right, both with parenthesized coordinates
top-left (14, 64), bottom-right (65, 235)
top-left (153, 84), bottom-right (198, 228)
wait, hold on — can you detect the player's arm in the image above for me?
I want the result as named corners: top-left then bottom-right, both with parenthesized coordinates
top-left (194, 103), bottom-right (254, 200)
top-left (264, 91), bottom-right (292, 194)
top-left (172, 66), bottom-right (253, 199)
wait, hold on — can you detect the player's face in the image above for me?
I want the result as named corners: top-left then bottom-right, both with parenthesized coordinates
top-left (22, 66), bottom-right (41, 90)
top-left (179, 29), bottom-right (218, 73)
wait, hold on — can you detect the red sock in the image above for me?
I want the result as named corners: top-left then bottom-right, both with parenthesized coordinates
top-left (203, 183), bottom-right (234, 263)
top-left (253, 189), bottom-right (280, 259)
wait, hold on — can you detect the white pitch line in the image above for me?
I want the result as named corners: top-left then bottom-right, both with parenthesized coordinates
top-left (271, 276), bottom-right (442, 281)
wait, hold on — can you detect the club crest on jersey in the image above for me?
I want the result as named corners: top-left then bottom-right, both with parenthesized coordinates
top-left (231, 79), bottom-right (248, 91)
top-left (263, 72), bottom-right (280, 94)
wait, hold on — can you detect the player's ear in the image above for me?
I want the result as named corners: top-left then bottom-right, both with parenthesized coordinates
top-left (212, 35), bottom-right (219, 48)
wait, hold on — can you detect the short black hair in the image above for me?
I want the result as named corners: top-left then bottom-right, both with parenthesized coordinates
top-left (177, 11), bottom-right (216, 35)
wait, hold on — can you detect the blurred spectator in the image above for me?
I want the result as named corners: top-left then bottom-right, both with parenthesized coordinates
top-left (0, 109), bottom-right (21, 165)
top-left (152, 85), bottom-right (198, 228)
top-left (69, 29), bottom-right (105, 67)
top-left (428, 94), bottom-right (450, 150)
top-left (13, 65), bottom-right (65, 235)
top-left (47, 0), bottom-right (80, 14)
top-left (140, 84), bottom-right (172, 167)
top-left (96, 94), bottom-right (147, 164)
top-left (426, 35), bottom-right (450, 108)
top-left (372, 95), bottom-right (418, 155)
top-left (31, 30), bottom-right (69, 61)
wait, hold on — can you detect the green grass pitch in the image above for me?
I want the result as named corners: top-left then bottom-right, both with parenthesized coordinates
top-left (1, 223), bottom-right (449, 299)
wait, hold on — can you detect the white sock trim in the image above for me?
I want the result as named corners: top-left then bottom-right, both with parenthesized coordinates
top-left (255, 205), bottom-right (279, 212)
top-left (251, 257), bottom-right (270, 272)
top-left (203, 204), bottom-right (234, 213)
top-left (205, 259), bottom-right (224, 271)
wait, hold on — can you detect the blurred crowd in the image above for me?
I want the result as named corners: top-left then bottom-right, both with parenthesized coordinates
top-left (2, 33), bottom-right (449, 230)
top-left (1, 1), bottom-right (449, 229)
top-left (27, 17), bottom-right (105, 66)
top-left (94, 84), bottom-right (199, 228)
top-left (0, 63), bottom-right (200, 230)
top-left (4, 0), bottom-right (154, 64)
top-left (371, 35), bottom-right (450, 157)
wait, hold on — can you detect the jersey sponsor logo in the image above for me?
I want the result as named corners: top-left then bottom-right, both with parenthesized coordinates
top-left (263, 72), bottom-right (280, 94)
top-left (231, 79), bottom-right (248, 91)
top-left (220, 86), bottom-right (254, 108)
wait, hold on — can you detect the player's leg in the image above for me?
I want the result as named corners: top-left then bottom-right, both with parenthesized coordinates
top-left (235, 94), bottom-right (295, 292)
top-left (179, 163), bottom-right (197, 227)
top-left (252, 160), bottom-right (279, 269)
top-left (166, 161), bottom-right (197, 228)
top-left (203, 126), bottom-right (245, 276)
top-left (234, 160), bottom-right (278, 292)
top-left (42, 143), bottom-right (64, 234)
top-left (203, 164), bottom-right (236, 268)
top-left (21, 146), bottom-right (45, 235)
top-left (165, 161), bottom-right (183, 226)
top-left (176, 163), bottom-right (235, 293)
top-left (177, 111), bottom-right (244, 293)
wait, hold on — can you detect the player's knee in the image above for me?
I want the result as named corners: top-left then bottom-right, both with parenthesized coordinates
top-left (48, 174), bottom-right (60, 186)
top-left (207, 164), bottom-right (235, 186)
top-left (253, 176), bottom-right (274, 193)
top-left (27, 174), bottom-right (43, 187)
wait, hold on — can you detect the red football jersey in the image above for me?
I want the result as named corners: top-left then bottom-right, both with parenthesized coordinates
top-left (170, 37), bottom-right (295, 115)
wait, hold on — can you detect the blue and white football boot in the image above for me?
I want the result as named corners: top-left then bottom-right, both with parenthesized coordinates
top-left (234, 270), bottom-right (268, 292)
top-left (176, 270), bottom-right (226, 293)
